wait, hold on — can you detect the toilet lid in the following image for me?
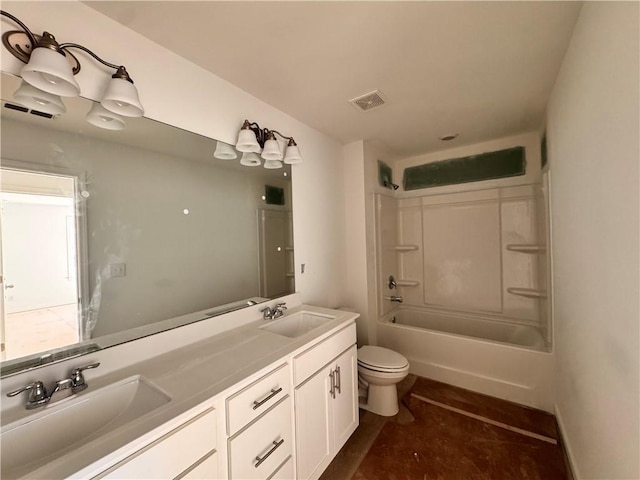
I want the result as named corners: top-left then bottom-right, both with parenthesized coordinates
top-left (358, 346), bottom-right (408, 370)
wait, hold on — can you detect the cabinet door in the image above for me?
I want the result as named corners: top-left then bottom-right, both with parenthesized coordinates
top-left (295, 365), bottom-right (333, 480)
top-left (331, 345), bottom-right (359, 453)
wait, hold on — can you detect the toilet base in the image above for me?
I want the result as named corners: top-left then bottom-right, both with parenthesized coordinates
top-left (358, 383), bottom-right (399, 416)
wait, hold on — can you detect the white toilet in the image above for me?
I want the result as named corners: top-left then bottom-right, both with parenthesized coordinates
top-left (357, 345), bottom-right (410, 416)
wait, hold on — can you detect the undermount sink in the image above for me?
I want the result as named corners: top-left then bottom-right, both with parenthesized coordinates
top-left (1, 375), bottom-right (170, 479)
top-left (260, 311), bottom-right (335, 338)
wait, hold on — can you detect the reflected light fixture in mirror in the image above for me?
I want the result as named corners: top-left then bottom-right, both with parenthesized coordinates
top-left (13, 80), bottom-right (66, 115)
top-left (240, 151), bottom-right (262, 167)
top-left (213, 141), bottom-right (238, 160)
top-left (236, 119), bottom-right (304, 167)
top-left (86, 103), bottom-right (126, 130)
top-left (1, 10), bottom-right (144, 119)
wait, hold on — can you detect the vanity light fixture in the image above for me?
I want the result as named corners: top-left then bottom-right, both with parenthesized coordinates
top-left (86, 103), bottom-right (126, 131)
top-left (1, 10), bottom-right (144, 119)
top-left (13, 80), bottom-right (66, 115)
top-left (213, 141), bottom-right (238, 160)
top-left (235, 119), bottom-right (303, 169)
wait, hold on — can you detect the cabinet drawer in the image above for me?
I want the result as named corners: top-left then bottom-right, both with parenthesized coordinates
top-left (294, 324), bottom-right (356, 385)
top-left (229, 397), bottom-right (292, 480)
top-left (100, 408), bottom-right (216, 479)
top-left (271, 457), bottom-right (294, 480)
top-left (179, 450), bottom-right (218, 479)
top-left (227, 363), bottom-right (291, 435)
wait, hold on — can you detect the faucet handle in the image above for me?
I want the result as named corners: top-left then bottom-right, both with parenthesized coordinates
top-left (7, 381), bottom-right (47, 400)
top-left (275, 303), bottom-right (287, 310)
top-left (70, 362), bottom-right (100, 393)
top-left (7, 381), bottom-right (48, 408)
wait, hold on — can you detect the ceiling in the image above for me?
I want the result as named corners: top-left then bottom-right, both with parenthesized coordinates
top-left (86, 1), bottom-right (582, 158)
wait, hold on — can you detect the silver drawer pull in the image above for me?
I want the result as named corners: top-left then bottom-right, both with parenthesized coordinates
top-left (336, 365), bottom-right (341, 394)
top-left (252, 387), bottom-right (283, 410)
top-left (254, 438), bottom-right (284, 468)
top-left (329, 370), bottom-right (335, 399)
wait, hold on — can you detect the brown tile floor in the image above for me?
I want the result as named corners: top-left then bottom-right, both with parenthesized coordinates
top-left (322, 375), bottom-right (569, 480)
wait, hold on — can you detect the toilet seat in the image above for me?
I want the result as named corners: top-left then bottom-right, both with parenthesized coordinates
top-left (357, 346), bottom-right (408, 373)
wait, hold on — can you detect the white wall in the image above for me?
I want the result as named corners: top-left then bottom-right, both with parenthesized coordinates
top-left (1, 1), bottom-right (346, 310)
top-left (546, 3), bottom-right (639, 479)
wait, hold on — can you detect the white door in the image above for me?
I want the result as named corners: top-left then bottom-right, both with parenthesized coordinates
top-left (295, 365), bottom-right (333, 480)
top-left (258, 209), bottom-right (291, 298)
top-left (331, 345), bottom-right (359, 453)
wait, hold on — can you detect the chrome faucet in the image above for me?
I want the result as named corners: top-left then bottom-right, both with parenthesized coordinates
top-left (385, 295), bottom-right (403, 303)
top-left (261, 303), bottom-right (287, 320)
top-left (6, 362), bottom-right (100, 410)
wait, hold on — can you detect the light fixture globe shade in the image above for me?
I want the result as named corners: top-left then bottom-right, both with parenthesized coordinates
top-left (101, 77), bottom-right (144, 117)
top-left (240, 152), bottom-right (261, 167)
top-left (261, 138), bottom-right (283, 161)
top-left (86, 103), bottom-right (126, 130)
top-left (236, 129), bottom-right (261, 153)
top-left (213, 141), bottom-right (238, 160)
top-left (20, 47), bottom-right (80, 97)
top-left (283, 145), bottom-right (303, 164)
top-left (263, 159), bottom-right (283, 169)
top-left (13, 81), bottom-right (66, 115)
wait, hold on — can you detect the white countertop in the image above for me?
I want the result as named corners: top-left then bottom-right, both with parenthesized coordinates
top-left (1, 304), bottom-right (358, 480)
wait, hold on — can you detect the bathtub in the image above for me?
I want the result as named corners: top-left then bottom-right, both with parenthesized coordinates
top-left (377, 307), bottom-right (555, 411)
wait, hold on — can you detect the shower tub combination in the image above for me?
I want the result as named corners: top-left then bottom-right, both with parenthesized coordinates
top-left (377, 306), bottom-right (555, 411)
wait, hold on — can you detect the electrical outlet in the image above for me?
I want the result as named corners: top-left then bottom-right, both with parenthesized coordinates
top-left (109, 263), bottom-right (126, 278)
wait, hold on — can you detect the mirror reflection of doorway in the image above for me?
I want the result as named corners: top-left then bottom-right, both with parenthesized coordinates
top-left (0, 168), bottom-right (81, 361)
top-left (258, 209), bottom-right (294, 298)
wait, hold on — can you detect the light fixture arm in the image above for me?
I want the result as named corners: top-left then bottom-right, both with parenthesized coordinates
top-left (0, 10), bottom-right (36, 46)
top-left (240, 119), bottom-right (297, 148)
top-left (1, 10), bottom-right (134, 82)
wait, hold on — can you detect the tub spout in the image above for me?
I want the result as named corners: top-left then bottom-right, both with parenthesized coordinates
top-left (385, 295), bottom-right (403, 303)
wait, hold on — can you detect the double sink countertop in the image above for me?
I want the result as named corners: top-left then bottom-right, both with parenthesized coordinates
top-left (1, 304), bottom-right (358, 480)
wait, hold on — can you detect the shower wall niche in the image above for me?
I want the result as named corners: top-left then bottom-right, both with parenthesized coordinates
top-left (377, 182), bottom-right (552, 346)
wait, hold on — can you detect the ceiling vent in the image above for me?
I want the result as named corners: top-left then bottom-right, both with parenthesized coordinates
top-left (349, 90), bottom-right (386, 112)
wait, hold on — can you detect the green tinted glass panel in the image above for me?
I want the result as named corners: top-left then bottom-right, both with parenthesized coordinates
top-left (265, 185), bottom-right (285, 205)
top-left (403, 146), bottom-right (526, 191)
top-left (378, 160), bottom-right (392, 187)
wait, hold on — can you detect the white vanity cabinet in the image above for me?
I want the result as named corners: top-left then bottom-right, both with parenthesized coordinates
top-left (96, 407), bottom-right (217, 480)
top-left (294, 325), bottom-right (358, 480)
top-left (226, 363), bottom-right (293, 480)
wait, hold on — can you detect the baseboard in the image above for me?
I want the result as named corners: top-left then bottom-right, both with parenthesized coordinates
top-left (554, 404), bottom-right (579, 480)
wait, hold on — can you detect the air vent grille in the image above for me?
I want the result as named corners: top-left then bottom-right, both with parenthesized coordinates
top-left (349, 90), bottom-right (385, 112)
top-left (3, 101), bottom-right (54, 119)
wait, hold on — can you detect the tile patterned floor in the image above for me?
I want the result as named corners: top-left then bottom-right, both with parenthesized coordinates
top-left (3, 303), bottom-right (79, 360)
top-left (322, 375), bottom-right (569, 480)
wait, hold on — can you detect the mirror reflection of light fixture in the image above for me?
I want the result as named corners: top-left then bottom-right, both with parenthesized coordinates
top-left (263, 159), bottom-right (283, 169)
top-left (240, 152), bottom-right (262, 167)
top-left (13, 80), bottom-right (66, 114)
top-left (86, 103), bottom-right (126, 130)
top-left (235, 119), bottom-right (303, 168)
top-left (1, 10), bottom-right (144, 119)
top-left (213, 141), bottom-right (238, 160)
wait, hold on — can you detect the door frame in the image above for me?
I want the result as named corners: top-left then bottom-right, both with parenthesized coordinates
top-left (0, 158), bottom-right (90, 342)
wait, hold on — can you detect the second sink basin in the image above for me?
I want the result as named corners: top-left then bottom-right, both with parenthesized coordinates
top-left (260, 311), bottom-right (335, 338)
top-left (1, 375), bottom-right (170, 479)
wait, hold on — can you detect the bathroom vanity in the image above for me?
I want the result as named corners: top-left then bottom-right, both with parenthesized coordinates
top-left (0, 303), bottom-right (359, 480)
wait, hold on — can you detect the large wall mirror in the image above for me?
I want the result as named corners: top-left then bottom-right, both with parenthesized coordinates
top-left (0, 73), bottom-right (295, 376)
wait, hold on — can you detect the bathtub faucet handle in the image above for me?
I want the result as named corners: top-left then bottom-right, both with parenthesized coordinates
top-left (385, 295), bottom-right (403, 303)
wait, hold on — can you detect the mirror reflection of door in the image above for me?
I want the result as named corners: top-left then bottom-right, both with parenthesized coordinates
top-left (0, 168), bottom-right (81, 360)
top-left (258, 209), bottom-right (294, 298)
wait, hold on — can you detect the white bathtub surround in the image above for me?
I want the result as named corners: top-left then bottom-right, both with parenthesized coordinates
top-left (378, 308), bottom-right (554, 412)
